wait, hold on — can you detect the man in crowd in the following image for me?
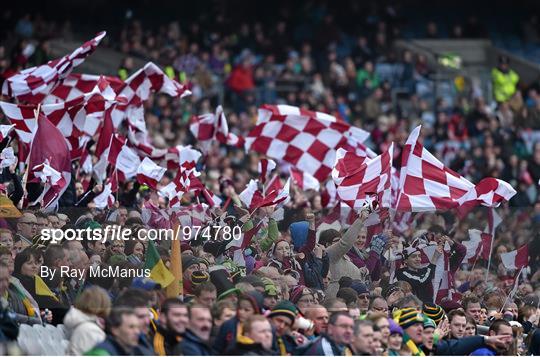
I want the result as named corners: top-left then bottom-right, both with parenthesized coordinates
top-left (351, 320), bottom-right (375, 355)
top-left (299, 311), bottom-right (354, 355)
top-left (176, 304), bottom-right (214, 355)
top-left (151, 298), bottom-right (188, 355)
top-left (85, 308), bottom-right (142, 355)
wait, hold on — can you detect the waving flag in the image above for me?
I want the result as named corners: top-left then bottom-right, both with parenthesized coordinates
top-left (2, 31), bottom-right (106, 103)
top-left (26, 114), bottom-right (71, 209)
top-left (93, 181), bottom-right (115, 209)
top-left (190, 105), bottom-right (244, 153)
top-left (136, 157), bottom-right (166, 189)
top-left (107, 136), bottom-right (141, 181)
top-left (332, 144), bottom-right (393, 209)
top-left (0, 148), bottom-right (16, 169)
top-left (245, 104), bottom-right (370, 182)
top-left (289, 167), bottom-right (319, 191)
top-left (500, 245), bottom-right (529, 270)
top-left (258, 158), bottom-right (276, 184)
top-left (111, 62), bottom-right (191, 129)
top-left (239, 180), bottom-right (264, 209)
top-left (397, 126), bottom-right (516, 211)
top-left (144, 240), bottom-right (175, 288)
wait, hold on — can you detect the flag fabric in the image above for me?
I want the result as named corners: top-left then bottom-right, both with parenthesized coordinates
top-left (45, 73), bottom-right (124, 104)
top-left (332, 143), bottom-right (393, 209)
top-left (0, 147), bottom-right (16, 168)
top-left (107, 136), bottom-right (141, 181)
top-left (500, 245), bottom-right (529, 270)
top-left (0, 102), bottom-right (39, 143)
top-left (397, 126), bottom-right (516, 212)
top-left (31, 160), bottom-right (67, 207)
top-left (112, 62), bottom-right (191, 129)
top-left (258, 158), bottom-right (276, 185)
top-left (245, 104), bottom-right (370, 182)
top-left (165, 145), bottom-right (202, 171)
top-left (144, 240), bottom-right (175, 288)
top-left (259, 178), bottom-right (291, 208)
top-left (34, 275), bottom-right (59, 301)
top-left (159, 169), bottom-right (193, 208)
top-left (0, 124), bottom-right (14, 142)
top-left (93, 181), bottom-right (115, 209)
top-left (289, 167), bottom-right (319, 191)
top-left (464, 229), bottom-right (494, 264)
top-left (136, 157), bottom-right (166, 189)
top-left (2, 32), bottom-right (106, 103)
top-left (93, 109), bottom-right (115, 182)
top-left (189, 105), bottom-right (243, 153)
top-left (26, 114), bottom-right (71, 209)
top-left (239, 180), bottom-right (264, 210)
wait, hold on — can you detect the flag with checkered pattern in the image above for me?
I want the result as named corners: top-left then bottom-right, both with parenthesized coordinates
top-left (245, 104), bottom-right (370, 182)
top-left (2, 32), bottom-right (106, 103)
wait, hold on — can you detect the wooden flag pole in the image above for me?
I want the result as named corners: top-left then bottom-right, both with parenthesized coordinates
top-left (167, 221), bottom-right (182, 299)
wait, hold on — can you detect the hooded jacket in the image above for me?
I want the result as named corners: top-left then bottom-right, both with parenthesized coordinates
top-left (64, 307), bottom-right (106, 356)
top-left (213, 291), bottom-right (265, 354)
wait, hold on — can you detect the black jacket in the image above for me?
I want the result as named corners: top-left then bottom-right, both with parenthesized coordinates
top-left (174, 330), bottom-right (214, 356)
top-left (151, 323), bottom-right (183, 356)
top-left (226, 336), bottom-right (277, 355)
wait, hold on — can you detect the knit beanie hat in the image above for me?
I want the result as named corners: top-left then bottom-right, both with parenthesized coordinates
top-left (388, 318), bottom-right (404, 336)
top-left (191, 270), bottom-right (209, 285)
top-left (423, 317), bottom-right (437, 330)
top-left (268, 300), bottom-right (298, 325)
top-left (394, 308), bottom-right (424, 329)
top-left (423, 303), bottom-right (445, 324)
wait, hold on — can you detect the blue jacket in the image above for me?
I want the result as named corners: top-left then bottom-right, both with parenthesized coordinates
top-left (213, 316), bottom-right (239, 354)
top-left (435, 336), bottom-right (486, 356)
top-left (175, 330), bottom-right (214, 356)
top-left (470, 347), bottom-right (497, 356)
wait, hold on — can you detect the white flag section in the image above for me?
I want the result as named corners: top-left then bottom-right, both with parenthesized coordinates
top-left (93, 182), bottom-right (115, 209)
top-left (500, 245), bottom-right (529, 270)
top-left (0, 147), bottom-right (16, 168)
top-left (136, 157), bottom-right (166, 189)
top-left (290, 167), bottom-right (320, 191)
top-left (239, 179), bottom-right (263, 209)
top-left (0, 124), bottom-right (14, 141)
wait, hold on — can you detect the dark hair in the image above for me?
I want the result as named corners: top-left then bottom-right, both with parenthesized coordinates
top-left (447, 309), bottom-right (467, 323)
top-left (462, 295), bottom-right (481, 310)
top-left (114, 288), bottom-right (151, 308)
top-left (194, 282), bottom-right (216, 297)
top-left (354, 319), bottom-right (374, 336)
top-left (329, 311), bottom-right (352, 325)
top-left (429, 225), bottom-right (445, 235)
top-left (43, 243), bottom-right (65, 267)
top-left (336, 288), bottom-right (358, 306)
top-left (489, 319), bottom-right (511, 334)
top-left (161, 298), bottom-right (186, 315)
top-left (14, 247), bottom-right (43, 275)
top-left (318, 229), bottom-right (341, 247)
top-left (106, 307), bottom-right (136, 333)
top-left (124, 239), bottom-right (144, 256)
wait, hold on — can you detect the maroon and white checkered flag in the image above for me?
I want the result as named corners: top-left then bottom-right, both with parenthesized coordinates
top-left (245, 104), bottom-right (370, 182)
top-left (2, 31), bottom-right (106, 103)
top-left (332, 143), bottom-right (393, 209)
top-left (190, 105), bottom-right (244, 154)
top-left (397, 126), bottom-right (516, 211)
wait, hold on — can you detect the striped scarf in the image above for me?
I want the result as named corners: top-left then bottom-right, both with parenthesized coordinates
top-left (402, 333), bottom-right (425, 356)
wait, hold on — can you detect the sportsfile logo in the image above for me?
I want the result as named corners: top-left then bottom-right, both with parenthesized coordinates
top-left (39, 224), bottom-right (243, 244)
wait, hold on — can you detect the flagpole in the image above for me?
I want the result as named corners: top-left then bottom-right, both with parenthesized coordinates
top-left (499, 267), bottom-right (524, 314)
top-left (484, 231), bottom-right (496, 283)
top-left (166, 221), bottom-right (182, 299)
